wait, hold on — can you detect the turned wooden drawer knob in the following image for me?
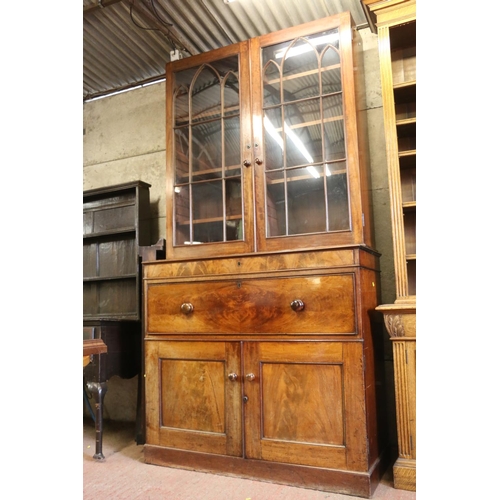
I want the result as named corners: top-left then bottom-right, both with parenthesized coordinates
top-left (228, 373), bottom-right (238, 381)
top-left (290, 299), bottom-right (305, 312)
top-left (180, 302), bottom-right (194, 315)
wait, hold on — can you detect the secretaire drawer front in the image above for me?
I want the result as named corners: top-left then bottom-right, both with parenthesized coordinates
top-left (146, 274), bottom-right (356, 334)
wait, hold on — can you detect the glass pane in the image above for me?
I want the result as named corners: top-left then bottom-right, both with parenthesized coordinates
top-left (193, 221), bottom-right (223, 243)
top-left (192, 121), bottom-right (222, 179)
top-left (192, 181), bottom-right (223, 243)
top-left (192, 181), bottom-right (223, 220)
top-left (266, 171), bottom-right (286, 237)
top-left (174, 85), bottom-right (189, 126)
top-left (260, 28), bottom-right (346, 239)
top-left (284, 98), bottom-right (322, 167)
top-left (321, 46), bottom-right (342, 95)
top-left (287, 167), bottom-right (326, 235)
top-left (211, 56), bottom-right (239, 83)
top-left (264, 108), bottom-right (284, 170)
top-left (263, 61), bottom-right (281, 107)
top-left (223, 71), bottom-right (240, 117)
top-left (226, 178), bottom-right (242, 218)
top-left (172, 55), bottom-right (242, 247)
top-left (325, 160), bottom-right (347, 176)
top-left (226, 219), bottom-right (242, 241)
top-left (323, 95), bottom-right (345, 161)
top-left (309, 29), bottom-right (339, 53)
top-left (282, 38), bottom-right (319, 102)
top-left (262, 40), bottom-right (288, 65)
top-left (326, 172), bottom-right (349, 231)
top-left (226, 178), bottom-right (242, 241)
top-left (191, 65), bottom-right (221, 124)
top-left (224, 116), bottom-right (241, 173)
top-left (262, 30), bottom-right (338, 66)
top-left (174, 184), bottom-right (191, 245)
top-left (175, 127), bottom-right (189, 183)
top-left (174, 66), bottom-right (198, 88)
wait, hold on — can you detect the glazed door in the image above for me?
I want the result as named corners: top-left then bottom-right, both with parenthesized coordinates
top-left (165, 41), bottom-right (254, 260)
top-left (145, 340), bottom-right (242, 457)
top-left (251, 12), bottom-right (365, 252)
top-left (243, 341), bottom-right (368, 471)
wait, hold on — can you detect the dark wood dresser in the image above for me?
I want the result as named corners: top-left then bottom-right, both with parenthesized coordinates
top-left (83, 181), bottom-right (161, 459)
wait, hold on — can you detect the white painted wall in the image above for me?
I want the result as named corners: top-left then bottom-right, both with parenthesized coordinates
top-left (84, 81), bottom-right (167, 244)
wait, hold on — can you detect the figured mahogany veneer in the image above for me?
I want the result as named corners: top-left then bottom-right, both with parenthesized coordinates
top-left (146, 274), bottom-right (356, 335)
top-left (143, 247), bottom-right (388, 497)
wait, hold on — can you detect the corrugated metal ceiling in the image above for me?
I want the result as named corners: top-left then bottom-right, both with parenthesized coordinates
top-left (83, 0), bottom-right (370, 102)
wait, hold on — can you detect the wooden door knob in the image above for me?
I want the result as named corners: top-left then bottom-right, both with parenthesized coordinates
top-left (180, 302), bottom-right (194, 315)
top-left (290, 299), bottom-right (305, 311)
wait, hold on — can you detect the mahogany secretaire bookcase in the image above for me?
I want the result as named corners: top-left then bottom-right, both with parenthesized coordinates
top-left (143, 12), bottom-right (389, 497)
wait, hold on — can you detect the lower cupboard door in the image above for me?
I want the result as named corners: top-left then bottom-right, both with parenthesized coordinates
top-left (145, 340), bottom-right (242, 457)
top-left (243, 341), bottom-right (368, 471)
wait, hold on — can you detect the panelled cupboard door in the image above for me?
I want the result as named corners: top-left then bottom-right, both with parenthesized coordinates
top-left (145, 340), bottom-right (369, 470)
top-left (243, 341), bottom-right (368, 471)
top-left (145, 340), bottom-right (242, 457)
